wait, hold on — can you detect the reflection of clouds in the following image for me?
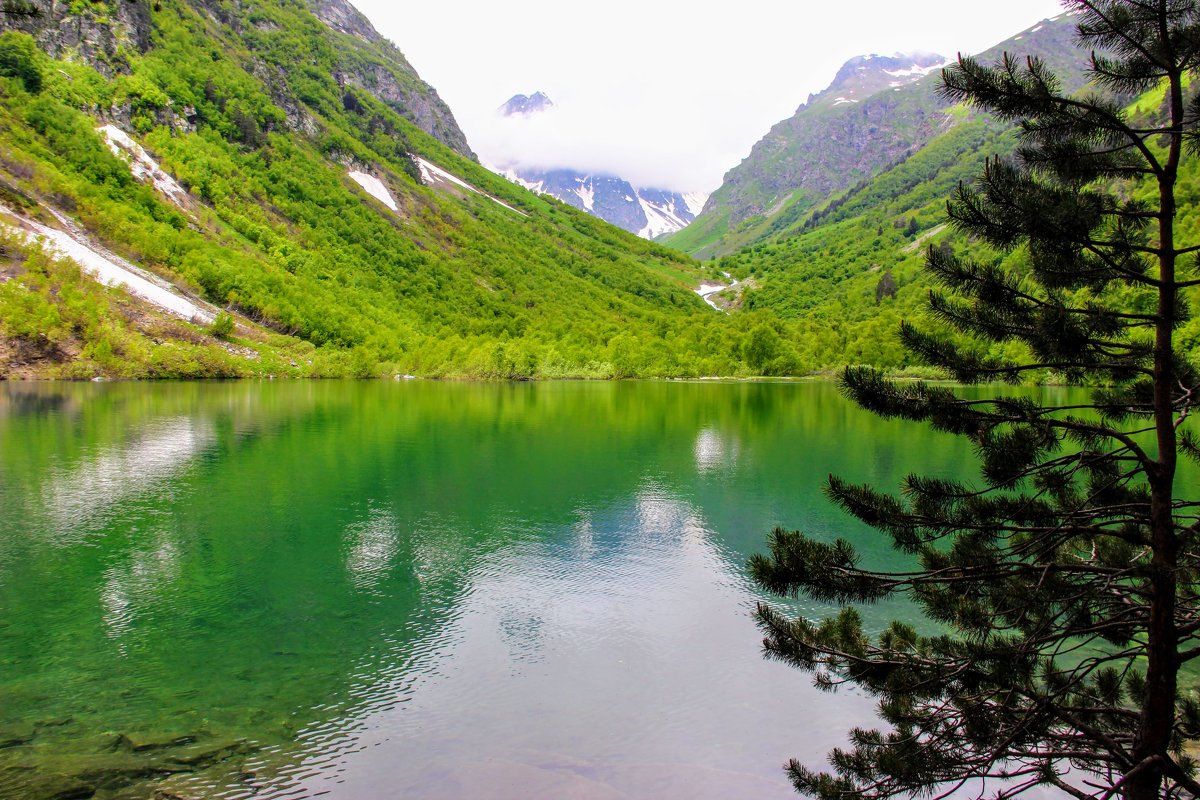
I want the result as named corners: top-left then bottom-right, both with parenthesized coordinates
top-left (345, 507), bottom-right (399, 592)
top-left (693, 427), bottom-right (740, 475)
top-left (571, 510), bottom-right (595, 559)
top-left (411, 515), bottom-right (474, 588)
top-left (635, 485), bottom-right (704, 542)
top-left (100, 533), bottom-right (181, 645)
top-left (41, 417), bottom-right (214, 541)
top-left (283, 482), bottom-right (842, 800)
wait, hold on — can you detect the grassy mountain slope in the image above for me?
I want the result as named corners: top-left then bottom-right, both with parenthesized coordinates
top-left (653, 8), bottom-right (1200, 377)
top-left (700, 72), bottom-right (1200, 374)
top-left (0, 0), bottom-right (780, 380)
top-left (668, 13), bottom-right (1087, 260)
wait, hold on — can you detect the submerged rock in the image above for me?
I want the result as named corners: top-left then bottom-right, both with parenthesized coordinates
top-left (0, 727), bottom-right (35, 750)
top-left (0, 731), bottom-right (260, 799)
top-left (108, 734), bottom-right (198, 754)
top-left (0, 769), bottom-right (94, 800)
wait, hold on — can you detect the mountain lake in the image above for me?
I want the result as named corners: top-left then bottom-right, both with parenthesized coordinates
top-left (0, 379), bottom-right (1088, 799)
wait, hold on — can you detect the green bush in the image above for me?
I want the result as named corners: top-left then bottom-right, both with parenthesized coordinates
top-left (209, 312), bottom-right (235, 339)
top-left (0, 31), bottom-right (43, 94)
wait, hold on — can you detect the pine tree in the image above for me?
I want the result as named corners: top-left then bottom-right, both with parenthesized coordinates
top-left (750, 3), bottom-right (1200, 799)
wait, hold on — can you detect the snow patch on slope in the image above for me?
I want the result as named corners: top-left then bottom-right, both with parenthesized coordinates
top-left (637, 194), bottom-right (693, 239)
top-left (98, 125), bottom-right (191, 211)
top-left (637, 198), bottom-right (677, 239)
top-left (0, 204), bottom-right (214, 324)
top-left (348, 171), bottom-right (398, 211)
top-left (575, 178), bottom-right (596, 212)
top-left (683, 192), bottom-right (709, 217)
top-left (882, 61), bottom-right (947, 78)
top-left (502, 169), bottom-right (543, 195)
top-left (414, 156), bottom-right (527, 217)
top-left (695, 276), bottom-right (741, 312)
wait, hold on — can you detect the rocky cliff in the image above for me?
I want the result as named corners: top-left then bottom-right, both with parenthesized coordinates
top-left (0, 0), bottom-right (152, 77)
top-left (0, 0), bottom-right (474, 157)
top-left (304, 0), bottom-right (473, 157)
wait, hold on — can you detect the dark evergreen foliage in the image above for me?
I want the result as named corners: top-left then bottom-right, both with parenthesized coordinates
top-left (751, 4), bottom-right (1200, 800)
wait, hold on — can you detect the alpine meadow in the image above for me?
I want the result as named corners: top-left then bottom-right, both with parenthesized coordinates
top-left (3, 1), bottom-right (1200, 800)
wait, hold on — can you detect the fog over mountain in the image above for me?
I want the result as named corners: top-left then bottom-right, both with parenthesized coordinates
top-left (351, 0), bottom-right (1065, 192)
top-left (488, 93), bottom-right (707, 238)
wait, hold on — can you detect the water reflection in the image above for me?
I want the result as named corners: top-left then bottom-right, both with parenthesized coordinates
top-left (344, 506), bottom-right (400, 593)
top-left (100, 530), bottom-right (182, 645)
top-left (41, 416), bottom-right (215, 540)
top-left (287, 482), bottom-right (845, 800)
top-left (0, 380), bottom-right (1024, 799)
top-left (693, 426), bottom-right (741, 474)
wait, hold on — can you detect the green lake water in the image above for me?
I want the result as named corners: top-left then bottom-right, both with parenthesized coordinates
top-left (0, 379), bottom-right (1023, 799)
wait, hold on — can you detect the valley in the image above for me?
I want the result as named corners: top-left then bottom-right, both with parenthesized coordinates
top-left (2, 3), bottom-right (1198, 800)
top-left (2, 2), bottom-right (1192, 382)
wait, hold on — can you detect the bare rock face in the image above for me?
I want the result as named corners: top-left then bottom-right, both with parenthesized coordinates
top-left (0, 0), bottom-right (153, 77)
top-left (334, 61), bottom-right (474, 159)
top-left (306, 0), bottom-right (475, 158)
top-left (308, 0), bottom-right (381, 42)
top-left (0, 0), bottom-right (195, 131)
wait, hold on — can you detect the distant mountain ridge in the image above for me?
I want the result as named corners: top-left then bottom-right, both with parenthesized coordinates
top-left (502, 168), bottom-right (706, 239)
top-left (499, 91), bottom-right (554, 116)
top-left (490, 90), bottom-right (707, 239)
top-left (806, 52), bottom-right (947, 110)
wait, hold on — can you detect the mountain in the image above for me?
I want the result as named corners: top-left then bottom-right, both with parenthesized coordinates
top-left (489, 91), bottom-right (707, 239)
top-left (499, 91), bottom-right (554, 116)
top-left (4, 0), bottom-right (475, 158)
top-left (658, 10), bottom-right (1200, 373)
top-left (6, 2), bottom-right (1178, 386)
top-left (0, 0), bottom-right (776, 381)
top-left (668, 13), bottom-right (1087, 259)
top-left (805, 51), bottom-right (948, 110)
top-left (502, 167), bottom-right (707, 239)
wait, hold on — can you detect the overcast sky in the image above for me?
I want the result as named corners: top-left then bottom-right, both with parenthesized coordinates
top-left (352, 1), bottom-right (1068, 193)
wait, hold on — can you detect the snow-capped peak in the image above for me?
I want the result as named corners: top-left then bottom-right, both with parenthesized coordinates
top-left (882, 60), bottom-right (948, 79)
top-left (499, 91), bottom-right (555, 117)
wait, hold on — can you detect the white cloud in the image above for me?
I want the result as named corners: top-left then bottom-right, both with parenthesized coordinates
top-left (351, 0), bottom-right (1067, 192)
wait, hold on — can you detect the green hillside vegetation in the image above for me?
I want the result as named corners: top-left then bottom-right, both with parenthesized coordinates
top-left (669, 14), bottom-right (1086, 261)
top-left (667, 96), bottom-right (953, 261)
top-left (6, 2), bottom-right (1188, 382)
top-left (705, 72), bottom-right (1200, 375)
top-left (0, 1), bottom-right (815, 380)
top-left (664, 10), bottom-right (1200, 377)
